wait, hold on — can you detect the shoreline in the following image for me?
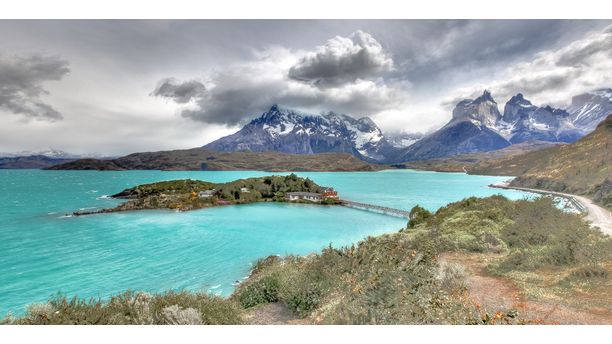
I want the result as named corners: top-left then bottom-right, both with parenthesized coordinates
top-left (489, 181), bottom-right (612, 236)
top-left (73, 198), bottom-right (344, 216)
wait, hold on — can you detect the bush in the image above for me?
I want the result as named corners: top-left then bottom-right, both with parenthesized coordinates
top-left (237, 274), bottom-right (280, 308)
top-left (436, 262), bottom-right (468, 294)
top-left (407, 205), bottom-right (432, 228)
top-left (570, 265), bottom-right (609, 279)
top-left (161, 305), bottom-right (202, 325)
top-left (283, 281), bottom-right (323, 316)
top-left (9, 291), bottom-right (243, 325)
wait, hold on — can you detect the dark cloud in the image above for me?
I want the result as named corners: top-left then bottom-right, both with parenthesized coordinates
top-left (156, 44), bottom-right (404, 126)
top-left (151, 78), bottom-right (206, 103)
top-left (0, 54), bottom-right (69, 121)
top-left (288, 30), bottom-right (393, 87)
top-left (442, 25), bottom-right (612, 110)
top-left (556, 25), bottom-right (612, 67)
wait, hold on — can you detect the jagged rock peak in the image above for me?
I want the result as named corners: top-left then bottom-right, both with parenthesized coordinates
top-left (477, 89), bottom-right (496, 103)
top-left (451, 90), bottom-right (501, 126)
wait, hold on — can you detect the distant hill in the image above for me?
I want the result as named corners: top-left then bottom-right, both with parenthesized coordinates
top-left (471, 115), bottom-right (612, 208)
top-left (46, 148), bottom-right (382, 172)
top-left (403, 141), bottom-right (561, 172)
top-left (0, 149), bottom-right (114, 169)
top-left (0, 155), bottom-right (75, 169)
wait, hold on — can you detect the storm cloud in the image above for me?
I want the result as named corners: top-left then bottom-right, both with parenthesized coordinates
top-left (151, 78), bottom-right (206, 103)
top-left (288, 30), bottom-right (393, 87)
top-left (0, 54), bottom-right (69, 121)
top-left (445, 25), bottom-right (612, 109)
top-left (155, 34), bottom-right (405, 126)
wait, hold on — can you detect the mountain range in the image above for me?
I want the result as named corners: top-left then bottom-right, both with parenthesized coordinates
top-left (203, 105), bottom-right (403, 162)
top-left (0, 149), bottom-right (113, 169)
top-left (6, 88), bottom-right (610, 171)
top-left (203, 88), bottom-right (612, 163)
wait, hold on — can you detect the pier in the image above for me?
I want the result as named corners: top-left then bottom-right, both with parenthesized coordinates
top-left (341, 200), bottom-right (411, 219)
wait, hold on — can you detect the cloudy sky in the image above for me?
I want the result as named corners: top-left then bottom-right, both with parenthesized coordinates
top-left (1, 20), bottom-right (611, 155)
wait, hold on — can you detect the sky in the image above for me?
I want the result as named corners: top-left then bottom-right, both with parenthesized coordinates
top-left (1, 19), bottom-right (611, 156)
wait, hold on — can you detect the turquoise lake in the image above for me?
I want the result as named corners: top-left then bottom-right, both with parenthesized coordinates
top-left (0, 169), bottom-right (531, 315)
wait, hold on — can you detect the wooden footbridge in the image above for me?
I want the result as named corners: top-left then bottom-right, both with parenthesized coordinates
top-left (340, 199), bottom-right (411, 219)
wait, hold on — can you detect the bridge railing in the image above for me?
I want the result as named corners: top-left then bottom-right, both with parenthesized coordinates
top-left (340, 199), bottom-right (411, 218)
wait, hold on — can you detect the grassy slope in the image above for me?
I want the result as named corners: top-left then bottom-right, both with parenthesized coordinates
top-left (4, 195), bottom-right (611, 324)
top-left (46, 148), bottom-right (382, 172)
top-left (401, 141), bottom-right (561, 173)
top-left (231, 196), bottom-right (611, 324)
top-left (470, 115), bottom-right (612, 208)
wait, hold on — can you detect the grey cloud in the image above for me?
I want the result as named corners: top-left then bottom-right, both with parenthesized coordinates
top-left (151, 78), bottom-right (206, 103)
top-left (442, 25), bottom-right (612, 111)
top-left (180, 78), bottom-right (403, 126)
top-left (0, 54), bottom-right (69, 121)
top-left (288, 30), bottom-right (393, 87)
top-left (556, 28), bottom-right (612, 67)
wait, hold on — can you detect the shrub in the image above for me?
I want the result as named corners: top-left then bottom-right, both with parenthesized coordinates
top-left (237, 274), bottom-right (280, 308)
top-left (570, 265), bottom-right (609, 279)
top-left (407, 205), bottom-right (432, 228)
top-left (436, 262), bottom-right (468, 294)
top-left (9, 291), bottom-right (243, 325)
top-left (161, 305), bottom-right (202, 325)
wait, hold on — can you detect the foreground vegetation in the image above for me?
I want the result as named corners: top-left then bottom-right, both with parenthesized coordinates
top-left (75, 174), bottom-right (329, 214)
top-left (4, 195), bottom-right (610, 324)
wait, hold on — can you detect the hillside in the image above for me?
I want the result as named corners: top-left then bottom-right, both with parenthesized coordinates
top-left (46, 148), bottom-right (382, 172)
top-left (0, 155), bottom-right (75, 169)
top-left (471, 115), bottom-right (612, 208)
top-left (402, 141), bottom-right (561, 172)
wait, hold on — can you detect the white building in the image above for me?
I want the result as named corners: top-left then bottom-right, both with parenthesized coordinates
top-left (198, 189), bottom-right (216, 198)
top-left (285, 192), bottom-right (323, 202)
top-left (240, 187), bottom-right (249, 193)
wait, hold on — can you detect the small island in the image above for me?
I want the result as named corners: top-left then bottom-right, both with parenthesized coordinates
top-left (74, 174), bottom-right (341, 215)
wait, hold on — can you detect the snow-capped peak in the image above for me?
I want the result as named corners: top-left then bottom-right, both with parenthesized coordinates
top-left (566, 88), bottom-right (612, 132)
top-left (204, 104), bottom-right (405, 162)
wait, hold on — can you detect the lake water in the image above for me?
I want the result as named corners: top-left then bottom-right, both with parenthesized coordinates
top-left (0, 169), bottom-right (531, 315)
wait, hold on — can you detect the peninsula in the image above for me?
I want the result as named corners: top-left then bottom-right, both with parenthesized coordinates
top-left (74, 174), bottom-right (340, 215)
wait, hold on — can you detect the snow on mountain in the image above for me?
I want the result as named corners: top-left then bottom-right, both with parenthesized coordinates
top-left (386, 132), bottom-right (423, 148)
top-left (451, 90), bottom-right (502, 128)
top-left (398, 89), bottom-right (592, 162)
top-left (500, 94), bottom-right (582, 144)
top-left (399, 92), bottom-right (511, 161)
top-left (204, 105), bottom-right (403, 162)
top-left (566, 88), bottom-right (612, 132)
top-left (0, 149), bottom-right (82, 159)
top-left (204, 88), bottom-right (610, 164)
